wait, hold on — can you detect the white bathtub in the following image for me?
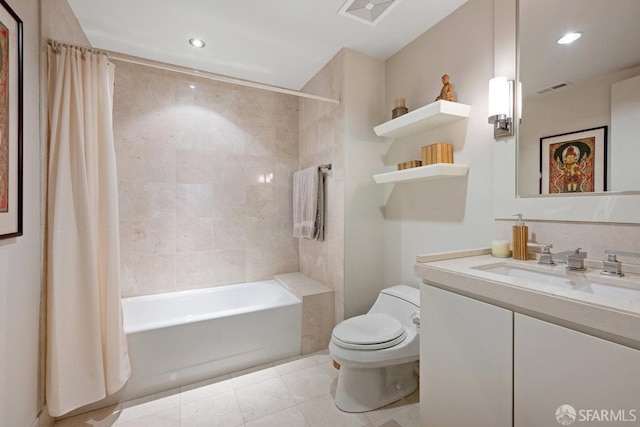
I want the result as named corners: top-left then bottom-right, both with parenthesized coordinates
top-left (121, 280), bottom-right (302, 400)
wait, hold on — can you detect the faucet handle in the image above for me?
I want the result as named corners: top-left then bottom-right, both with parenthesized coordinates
top-left (570, 248), bottom-right (587, 258)
top-left (527, 242), bottom-right (553, 252)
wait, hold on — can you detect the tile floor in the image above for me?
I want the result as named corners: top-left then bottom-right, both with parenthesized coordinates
top-left (54, 350), bottom-right (419, 427)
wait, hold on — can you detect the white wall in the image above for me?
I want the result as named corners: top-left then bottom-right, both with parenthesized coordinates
top-left (610, 73), bottom-right (640, 191)
top-left (343, 50), bottom-right (387, 318)
top-left (0, 0), bottom-right (42, 425)
top-left (383, 0), bottom-right (496, 287)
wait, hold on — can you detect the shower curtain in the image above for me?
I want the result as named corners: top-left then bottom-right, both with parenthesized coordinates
top-left (45, 42), bottom-right (130, 417)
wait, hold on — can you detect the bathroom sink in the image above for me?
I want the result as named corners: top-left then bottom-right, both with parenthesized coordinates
top-left (477, 264), bottom-right (640, 301)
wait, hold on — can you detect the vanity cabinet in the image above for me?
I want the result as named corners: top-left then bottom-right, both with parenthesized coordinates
top-left (421, 285), bottom-right (513, 427)
top-left (421, 284), bottom-right (640, 427)
top-left (514, 314), bottom-right (640, 426)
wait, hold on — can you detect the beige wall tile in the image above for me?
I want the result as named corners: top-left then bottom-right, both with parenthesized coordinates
top-left (133, 183), bottom-right (176, 220)
top-left (298, 52), bottom-right (346, 323)
top-left (133, 254), bottom-right (177, 295)
top-left (113, 59), bottom-right (305, 298)
top-left (134, 218), bottom-right (177, 255)
top-left (176, 184), bottom-right (213, 218)
top-left (176, 218), bottom-right (214, 253)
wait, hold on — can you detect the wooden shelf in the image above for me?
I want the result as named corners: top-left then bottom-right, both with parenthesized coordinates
top-left (374, 100), bottom-right (471, 139)
top-left (373, 163), bottom-right (469, 184)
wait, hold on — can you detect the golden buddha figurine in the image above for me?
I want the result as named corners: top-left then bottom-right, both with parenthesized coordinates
top-left (435, 74), bottom-right (453, 102)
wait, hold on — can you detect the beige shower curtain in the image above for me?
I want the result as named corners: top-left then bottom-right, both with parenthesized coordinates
top-left (45, 42), bottom-right (130, 417)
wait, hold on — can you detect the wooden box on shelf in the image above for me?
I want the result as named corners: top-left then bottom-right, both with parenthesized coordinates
top-left (422, 143), bottom-right (453, 166)
top-left (397, 160), bottom-right (422, 170)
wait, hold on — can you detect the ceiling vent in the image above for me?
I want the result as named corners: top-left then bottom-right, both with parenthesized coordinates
top-left (338, 0), bottom-right (402, 27)
top-left (537, 81), bottom-right (573, 95)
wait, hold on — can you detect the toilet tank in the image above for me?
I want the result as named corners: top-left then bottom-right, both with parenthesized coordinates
top-left (369, 285), bottom-right (420, 326)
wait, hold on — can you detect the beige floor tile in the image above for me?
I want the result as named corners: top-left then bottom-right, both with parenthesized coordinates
top-left (273, 355), bottom-right (319, 376)
top-left (54, 355), bottom-right (420, 427)
top-left (230, 364), bottom-right (278, 389)
top-left (117, 390), bottom-right (181, 424)
top-left (53, 405), bottom-right (120, 427)
top-left (320, 360), bottom-right (340, 381)
top-left (363, 388), bottom-right (419, 423)
top-left (281, 365), bottom-right (333, 403)
top-left (117, 407), bottom-right (181, 427)
top-left (370, 404), bottom-right (420, 427)
top-left (298, 393), bottom-right (370, 427)
top-left (244, 406), bottom-right (310, 427)
top-left (180, 390), bottom-right (243, 427)
top-left (311, 350), bottom-right (332, 365)
top-left (229, 362), bottom-right (274, 378)
top-left (235, 377), bottom-right (297, 422)
top-left (180, 376), bottom-right (234, 404)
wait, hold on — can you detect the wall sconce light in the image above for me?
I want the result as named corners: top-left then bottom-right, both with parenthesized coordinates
top-left (488, 76), bottom-right (514, 140)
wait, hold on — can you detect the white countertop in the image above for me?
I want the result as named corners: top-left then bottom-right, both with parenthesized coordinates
top-left (414, 249), bottom-right (640, 349)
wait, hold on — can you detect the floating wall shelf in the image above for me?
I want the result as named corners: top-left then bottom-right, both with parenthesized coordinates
top-left (373, 163), bottom-right (469, 184)
top-left (374, 100), bottom-right (471, 139)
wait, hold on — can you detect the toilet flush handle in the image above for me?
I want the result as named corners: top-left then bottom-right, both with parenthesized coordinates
top-left (410, 311), bottom-right (420, 329)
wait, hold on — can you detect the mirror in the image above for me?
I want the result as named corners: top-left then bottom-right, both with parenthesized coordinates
top-left (517, 0), bottom-right (640, 196)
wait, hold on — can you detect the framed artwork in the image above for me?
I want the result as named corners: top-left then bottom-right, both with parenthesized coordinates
top-left (539, 126), bottom-right (607, 195)
top-left (0, 0), bottom-right (22, 239)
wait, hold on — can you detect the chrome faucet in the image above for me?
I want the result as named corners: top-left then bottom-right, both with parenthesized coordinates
top-left (553, 248), bottom-right (587, 271)
top-left (601, 250), bottom-right (640, 277)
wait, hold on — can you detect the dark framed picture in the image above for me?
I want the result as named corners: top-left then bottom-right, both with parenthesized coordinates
top-left (0, 0), bottom-right (22, 239)
top-left (539, 126), bottom-right (607, 194)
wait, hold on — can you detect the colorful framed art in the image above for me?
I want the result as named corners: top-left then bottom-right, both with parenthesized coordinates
top-left (539, 126), bottom-right (607, 195)
top-left (0, 0), bottom-right (22, 239)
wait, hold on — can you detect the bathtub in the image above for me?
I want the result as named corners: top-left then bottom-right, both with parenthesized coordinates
top-left (121, 280), bottom-right (302, 400)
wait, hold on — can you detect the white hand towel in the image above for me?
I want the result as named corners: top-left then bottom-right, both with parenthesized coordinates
top-left (293, 167), bottom-right (319, 239)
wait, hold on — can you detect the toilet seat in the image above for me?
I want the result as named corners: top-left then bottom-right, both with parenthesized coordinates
top-left (331, 313), bottom-right (407, 350)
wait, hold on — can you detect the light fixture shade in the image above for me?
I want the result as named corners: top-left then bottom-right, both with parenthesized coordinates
top-left (488, 76), bottom-right (515, 140)
top-left (488, 76), bottom-right (510, 117)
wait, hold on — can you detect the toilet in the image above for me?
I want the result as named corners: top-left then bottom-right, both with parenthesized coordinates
top-left (329, 285), bottom-right (420, 412)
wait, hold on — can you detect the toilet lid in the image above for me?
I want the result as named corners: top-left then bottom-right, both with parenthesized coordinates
top-left (332, 313), bottom-right (406, 350)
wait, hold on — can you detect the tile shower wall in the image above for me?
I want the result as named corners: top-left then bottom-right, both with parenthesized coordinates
top-left (299, 51), bottom-right (346, 323)
top-left (113, 61), bottom-right (300, 297)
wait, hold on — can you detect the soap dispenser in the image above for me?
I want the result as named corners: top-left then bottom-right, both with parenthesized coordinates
top-left (512, 214), bottom-right (529, 260)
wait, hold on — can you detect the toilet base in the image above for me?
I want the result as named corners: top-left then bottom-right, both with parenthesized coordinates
top-left (333, 361), bottom-right (418, 413)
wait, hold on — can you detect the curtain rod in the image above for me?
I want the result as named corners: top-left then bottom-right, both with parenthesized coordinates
top-left (106, 51), bottom-right (341, 104)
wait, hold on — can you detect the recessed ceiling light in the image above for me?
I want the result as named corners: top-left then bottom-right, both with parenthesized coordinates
top-left (189, 38), bottom-right (206, 48)
top-left (557, 32), bottom-right (582, 45)
top-left (189, 84), bottom-right (196, 89)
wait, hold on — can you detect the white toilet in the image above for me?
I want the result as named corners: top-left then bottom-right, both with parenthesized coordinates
top-left (329, 285), bottom-right (420, 412)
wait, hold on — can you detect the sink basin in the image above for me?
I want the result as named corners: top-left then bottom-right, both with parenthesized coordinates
top-left (478, 264), bottom-right (640, 301)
